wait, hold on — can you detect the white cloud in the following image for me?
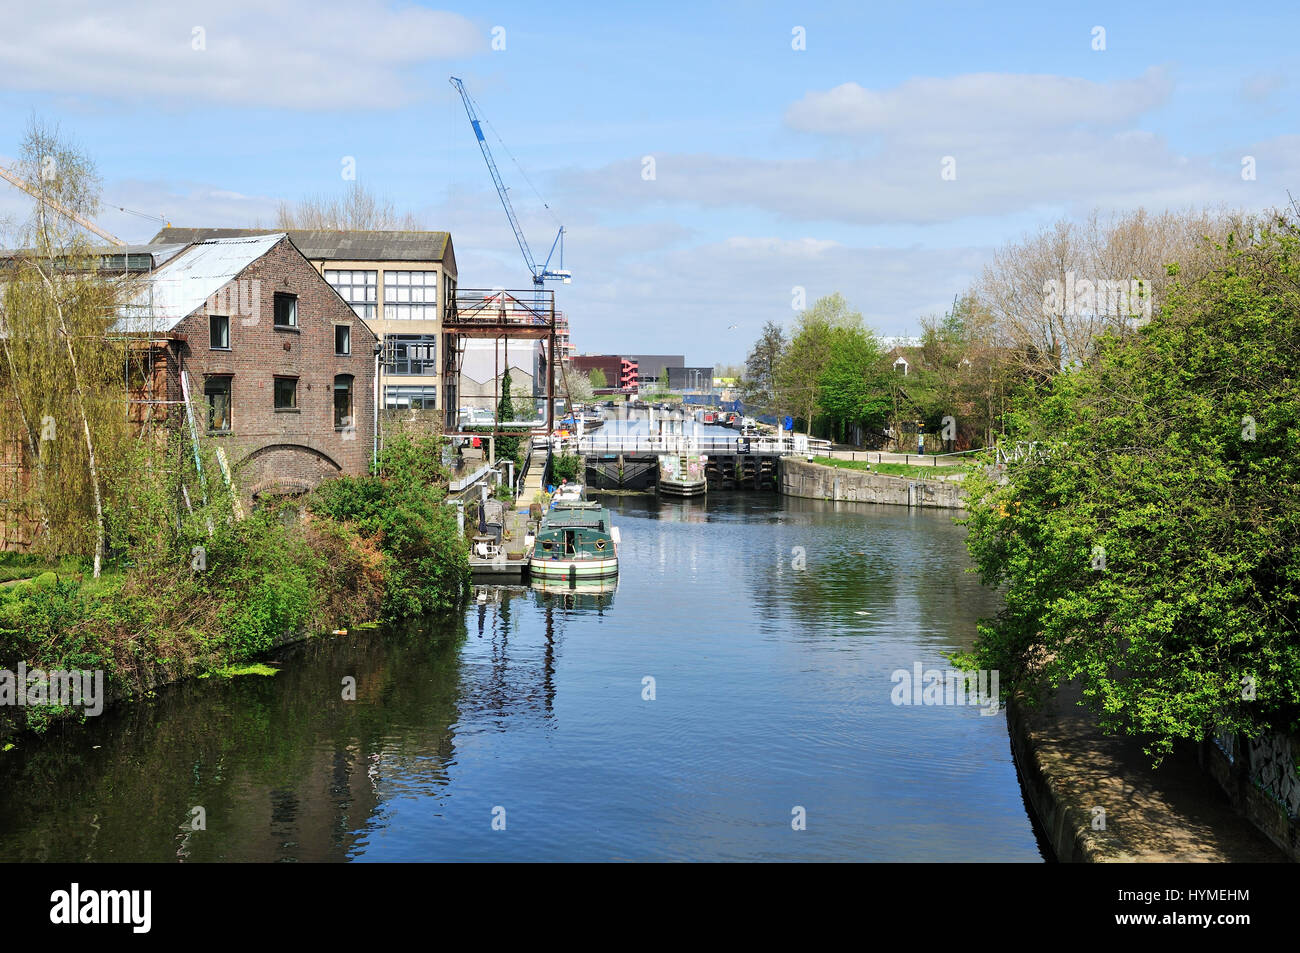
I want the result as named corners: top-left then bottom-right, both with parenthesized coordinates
top-left (1240, 73), bottom-right (1286, 104)
top-left (784, 68), bottom-right (1173, 138)
top-left (0, 1), bottom-right (482, 109)
top-left (553, 69), bottom-right (1293, 227)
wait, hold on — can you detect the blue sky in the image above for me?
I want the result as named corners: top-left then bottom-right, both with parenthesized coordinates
top-left (0, 0), bottom-right (1296, 364)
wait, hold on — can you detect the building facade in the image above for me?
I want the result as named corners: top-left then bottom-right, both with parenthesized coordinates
top-left (153, 228), bottom-right (456, 419)
top-left (121, 234), bottom-right (378, 500)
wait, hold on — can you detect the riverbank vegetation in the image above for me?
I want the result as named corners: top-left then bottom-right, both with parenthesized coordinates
top-left (0, 125), bottom-right (467, 734)
top-left (958, 211), bottom-right (1300, 758)
top-left (809, 457), bottom-right (965, 481)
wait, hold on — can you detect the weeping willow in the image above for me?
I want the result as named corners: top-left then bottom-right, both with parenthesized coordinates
top-left (0, 121), bottom-right (132, 573)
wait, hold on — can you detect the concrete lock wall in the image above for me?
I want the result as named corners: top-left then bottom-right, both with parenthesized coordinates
top-left (778, 458), bottom-right (965, 509)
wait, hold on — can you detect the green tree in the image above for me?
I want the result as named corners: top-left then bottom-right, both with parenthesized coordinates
top-left (0, 119), bottom-right (128, 574)
top-left (960, 216), bottom-right (1300, 760)
top-left (588, 367), bottom-right (608, 390)
top-left (741, 320), bottom-right (786, 417)
top-left (776, 293), bottom-right (858, 435)
top-left (817, 325), bottom-right (892, 444)
top-left (495, 370), bottom-right (520, 462)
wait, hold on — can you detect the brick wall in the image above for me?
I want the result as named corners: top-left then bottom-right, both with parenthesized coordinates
top-left (173, 238), bottom-right (377, 501)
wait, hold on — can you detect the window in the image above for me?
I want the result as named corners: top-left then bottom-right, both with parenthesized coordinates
top-left (383, 271), bottom-right (438, 320)
top-left (274, 293), bottom-right (298, 328)
top-left (324, 270), bottom-right (377, 320)
top-left (335, 324), bottom-right (351, 356)
top-left (204, 377), bottom-right (232, 432)
top-left (209, 314), bottom-right (230, 350)
top-left (384, 385), bottom-right (437, 410)
top-left (383, 334), bottom-right (438, 375)
top-left (274, 377), bottom-right (298, 410)
top-left (334, 375), bottom-right (354, 430)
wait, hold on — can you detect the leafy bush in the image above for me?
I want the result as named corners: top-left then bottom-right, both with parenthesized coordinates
top-left (311, 433), bottom-right (468, 619)
top-left (960, 219), bottom-right (1300, 759)
top-left (551, 453), bottom-right (583, 484)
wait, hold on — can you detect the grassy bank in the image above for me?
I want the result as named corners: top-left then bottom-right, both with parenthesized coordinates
top-left (0, 433), bottom-right (468, 736)
top-left (810, 456), bottom-right (966, 480)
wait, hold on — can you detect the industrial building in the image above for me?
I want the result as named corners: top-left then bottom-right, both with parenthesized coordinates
top-left (153, 227), bottom-right (457, 421)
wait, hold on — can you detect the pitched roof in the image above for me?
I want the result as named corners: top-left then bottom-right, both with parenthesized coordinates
top-left (116, 233), bottom-right (286, 334)
top-left (149, 227), bottom-right (451, 263)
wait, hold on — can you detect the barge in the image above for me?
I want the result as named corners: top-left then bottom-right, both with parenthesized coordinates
top-left (528, 494), bottom-right (620, 579)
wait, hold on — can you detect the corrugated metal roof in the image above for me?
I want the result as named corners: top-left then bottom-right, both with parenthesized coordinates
top-left (115, 234), bottom-right (285, 334)
top-left (0, 242), bottom-right (189, 273)
top-left (150, 227), bottom-right (451, 262)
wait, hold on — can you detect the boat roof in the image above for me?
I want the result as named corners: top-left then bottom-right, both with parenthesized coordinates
top-left (540, 506), bottom-right (611, 528)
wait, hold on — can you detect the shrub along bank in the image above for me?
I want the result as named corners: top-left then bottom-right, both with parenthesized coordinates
top-left (0, 433), bottom-right (468, 735)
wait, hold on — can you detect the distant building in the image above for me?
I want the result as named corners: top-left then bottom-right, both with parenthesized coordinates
top-left (667, 366), bottom-right (715, 391)
top-left (572, 354), bottom-right (636, 393)
top-left (457, 338), bottom-right (546, 418)
top-left (625, 354), bottom-right (684, 387)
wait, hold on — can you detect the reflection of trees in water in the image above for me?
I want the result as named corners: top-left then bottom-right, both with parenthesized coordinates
top-left (0, 617), bottom-right (469, 861)
top-left (744, 496), bottom-right (995, 651)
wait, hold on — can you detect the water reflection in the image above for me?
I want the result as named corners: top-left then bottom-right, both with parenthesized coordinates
top-left (0, 492), bottom-right (1041, 862)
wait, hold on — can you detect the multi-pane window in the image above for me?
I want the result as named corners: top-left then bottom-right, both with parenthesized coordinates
top-left (274, 293), bottom-right (297, 328)
top-left (210, 314), bottom-right (230, 350)
top-left (324, 270), bottom-right (377, 320)
top-left (383, 334), bottom-right (438, 375)
top-left (205, 376), bottom-right (232, 432)
top-left (335, 324), bottom-right (351, 356)
top-left (334, 375), bottom-right (354, 430)
top-left (384, 385), bottom-right (437, 410)
top-left (274, 376), bottom-right (298, 410)
top-left (383, 271), bottom-right (438, 320)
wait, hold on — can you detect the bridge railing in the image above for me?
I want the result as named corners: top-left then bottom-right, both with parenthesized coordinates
top-left (551, 434), bottom-right (833, 456)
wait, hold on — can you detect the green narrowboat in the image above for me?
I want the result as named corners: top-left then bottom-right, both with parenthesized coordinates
top-left (528, 500), bottom-right (620, 579)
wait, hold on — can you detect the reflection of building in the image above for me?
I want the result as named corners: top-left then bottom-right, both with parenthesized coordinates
top-left (154, 227), bottom-right (457, 416)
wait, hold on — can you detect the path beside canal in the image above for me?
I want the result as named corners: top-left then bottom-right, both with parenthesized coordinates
top-left (1009, 682), bottom-right (1288, 862)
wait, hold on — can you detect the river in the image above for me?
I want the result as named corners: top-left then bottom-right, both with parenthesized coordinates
top-left (0, 483), bottom-right (1044, 861)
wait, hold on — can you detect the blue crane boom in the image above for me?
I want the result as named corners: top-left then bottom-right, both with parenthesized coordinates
top-left (450, 76), bottom-right (569, 288)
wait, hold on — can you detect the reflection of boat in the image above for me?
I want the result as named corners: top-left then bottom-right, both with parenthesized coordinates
top-left (528, 494), bottom-right (620, 579)
top-left (657, 453), bottom-right (707, 498)
top-left (530, 574), bottom-right (619, 597)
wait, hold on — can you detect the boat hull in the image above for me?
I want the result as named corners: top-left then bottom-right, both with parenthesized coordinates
top-left (528, 555), bottom-right (620, 578)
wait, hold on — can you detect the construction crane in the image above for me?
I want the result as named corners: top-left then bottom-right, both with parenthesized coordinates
top-left (0, 162), bottom-right (126, 246)
top-left (450, 76), bottom-right (570, 290)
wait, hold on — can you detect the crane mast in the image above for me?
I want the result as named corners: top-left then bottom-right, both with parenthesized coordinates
top-left (449, 76), bottom-right (569, 289)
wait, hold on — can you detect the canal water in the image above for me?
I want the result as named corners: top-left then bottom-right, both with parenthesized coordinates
top-left (0, 492), bottom-right (1043, 862)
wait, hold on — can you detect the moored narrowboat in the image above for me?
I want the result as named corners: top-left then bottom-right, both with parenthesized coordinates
top-left (528, 499), bottom-right (620, 579)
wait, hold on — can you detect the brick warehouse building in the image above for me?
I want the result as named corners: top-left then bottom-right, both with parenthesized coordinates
top-left (118, 233), bottom-right (378, 501)
top-left (152, 227), bottom-right (456, 425)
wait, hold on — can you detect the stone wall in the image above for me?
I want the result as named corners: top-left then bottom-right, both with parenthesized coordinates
top-left (1201, 729), bottom-right (1300, 859)
top-left (778, 457), bottom-right (965, 509)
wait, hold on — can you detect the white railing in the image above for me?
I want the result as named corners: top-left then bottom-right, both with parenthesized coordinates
top-left (552, 434), bottom-right (833, 456)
